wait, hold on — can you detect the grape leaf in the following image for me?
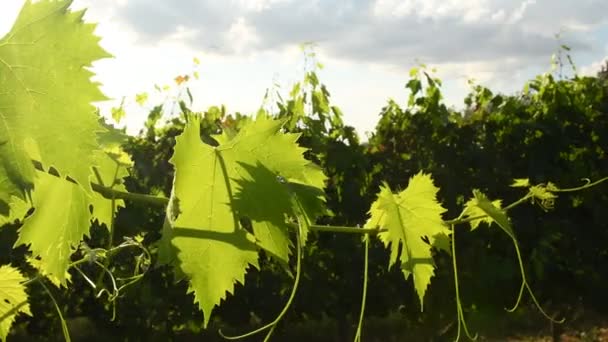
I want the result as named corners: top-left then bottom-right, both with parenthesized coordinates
top-left (160, 116), bottom-right (260, 327)
top-left (366, 172), bottom-right (449, 310)
top-left (216, 114), bottom-right (326, 246)
top-left (0, 194), bottom-right (29, 227)
top-left (462, 191), bottom-right (503, 230)
top-left (232, 164), bottom-right (294, 262)
top-left (14, 172), bottom-right (92, 285)
top-left (0, 0), bottom-right (110, 208)
top-left (463, 190), bottom-right (514, 238)
top-left (160, 114), bottom-right (325, 326)
top-left (89, 151), bottom-right (128, 229)
top-left (0, 265), bottom-right (31, 341)
top-left (233, 163), bottom-right (325, 262)
top-left (510, 178), bottom-right (530, 188)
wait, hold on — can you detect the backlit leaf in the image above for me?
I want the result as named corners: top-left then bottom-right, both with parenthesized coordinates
top-left (0, 0), bottom-right (110, 208)
top-left (14, 172), bottom-right (92, 285)
top-left (0, 265), bottom-right (31, 341)
top-left (159, 114), bottom-right (325, 325)
top-left (463, 190), bottom-right (514, 238)
top-left (463, 192), bottom-right (503, 230)
top-left (366, 172), bottom-right (450, 310)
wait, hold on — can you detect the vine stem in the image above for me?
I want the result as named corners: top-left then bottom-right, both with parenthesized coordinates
top-left (450, 219), bottom-right (477, 341)
top-left (38, 279), bottom-right (71, 342)
top-left (353, 235), bottom-right (369, 342)
top-left (505, 235), bottom-right (564, 324)
top-left (219, 219), bottom-right (304, 340)
top-left (31, 160), bottom-right (607, 237)
top-left (444, 193), bottom-right (533, 226)
top-left (552, 176), bottom-right (608, 192)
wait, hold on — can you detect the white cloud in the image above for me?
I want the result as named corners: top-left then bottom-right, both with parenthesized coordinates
top-left (1, 0), bottom-right (607, 137)
top-left (508, 0), bottom-right (536, 24)
top-left (372, 0), bottom-right (491, 22)
top-left (224, 17), bottom-right (260, 53)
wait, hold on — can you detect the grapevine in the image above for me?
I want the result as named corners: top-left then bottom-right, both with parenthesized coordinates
top-left (1, 1), bottom-right (607, 341)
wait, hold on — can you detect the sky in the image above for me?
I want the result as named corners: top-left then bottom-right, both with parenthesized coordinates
top-left (1, 0), bottom-right (607, 137)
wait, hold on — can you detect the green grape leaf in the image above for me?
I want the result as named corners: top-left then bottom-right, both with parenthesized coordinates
top-left (233, 164), bottom-right (325, 262)
top-left (0, 194), bottom-right (29, 227)
top-left (89, 151), bottom-right (127, 229)
top-left (88, 126), bottom-right (131, 229)
top-left (135, 92), bottom-right (148, 106)
top-left (462, 191), bottom-right (503, 230)
top-left (233, 164), bottom-right (294, 262)
top-left (313, 90), bottom-right (330, 113)
top-left (111, 106), bottom-right (126, 123)
top-left (510, 178), bottom-right (530, 188)
top-left (160, 116), bottom-right (260, 327)
top-left (14, 172), bottom-right (92, 285)
top-left (0, 0), bottom-right (110, 206)
top-left (464, 190), bottom-right (514, 238)
top-left (530, 185), bottom-right (557, 208)
top-left (160, 114), bottom-right (325, 326)
top-left (366, 172), bottom-right (449, 310)
top-left (0, 265), bottom-right (31, 341)
top-left (216, 113), bottom-right (326, 247)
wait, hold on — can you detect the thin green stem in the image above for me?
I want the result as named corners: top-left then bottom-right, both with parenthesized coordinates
top-left (219, 221), bottom-right (304, 340)
top-left (96, 162), bottom-right (119, 287)
top-left (354, 235), bottom-right (370, 342)
top-left (451, 219), bottom-right (477, 341)
top-left (92, 183), bottom-right (168, 206)
top-left (38, 279), bottom-right (71, 342)
top-left (31, 159), bottom-right (606, 240)
top-left (505, 236), bottom-right (564, 324)
top-left (552, 176), bottom-right (608, 192)
top-left (91, 166), bottom-right (105, 187)
top-left (291, 223), bottom-right (383, 234)
top-left (505, 281), bottom-right (525, 312)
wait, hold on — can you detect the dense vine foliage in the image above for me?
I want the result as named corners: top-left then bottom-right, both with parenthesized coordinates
top-left (1, 1), bottom-right (607, 341)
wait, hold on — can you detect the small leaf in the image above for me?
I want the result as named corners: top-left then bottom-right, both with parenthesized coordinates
top-left (135, 92), bottom-right (148, 106)
top-left (409, 67), bottom-right (419, 77)
top-left (510, 178), bottom-right (530, 188)
top-left (463, 191), bottom-right (503, 230)
top-left (174, 75), bottom-right (189, 85)
top-left (366, 172), bottom-right (449, 310)
top-left (111, 106), bottom-right (126, 123)
top-left (464, 190), bottom-right (514, 238)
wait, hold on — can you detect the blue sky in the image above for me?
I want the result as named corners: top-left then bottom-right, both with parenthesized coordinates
top-left (1, 0), bottom-right (607, 137)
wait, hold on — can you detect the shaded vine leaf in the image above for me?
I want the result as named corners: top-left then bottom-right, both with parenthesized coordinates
top-left (0, 0), bottom-right (110, 211)
top-left (365, 172), bottom-right (450, 310)
top-left (215, 114), bottom-right (326, 248)
top-left (0, 265), bottom-right (31, 341)
top-left (233, 164), bottom-right (325, 264)
top-left (464, 190), bottom-right (514, 238)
